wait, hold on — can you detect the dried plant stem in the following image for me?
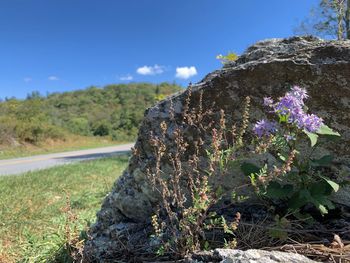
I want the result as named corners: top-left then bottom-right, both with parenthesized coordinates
top-left (237, 96), bottom-right (251, 146)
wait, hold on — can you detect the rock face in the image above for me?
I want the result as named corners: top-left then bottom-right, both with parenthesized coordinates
top-left (83, 36), bottom-right (350, 261)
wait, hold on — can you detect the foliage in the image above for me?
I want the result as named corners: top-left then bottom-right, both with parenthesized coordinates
top-left (0, 82), bottom-right (181, 146)
top-left (216, 52), bottom-right (238, 64)
top-left (242, 86), bottom-right (341, 217)
top-left (296, 0), bottom-right (350, 40)
top-left (0, 156), bottom-right (128, 262)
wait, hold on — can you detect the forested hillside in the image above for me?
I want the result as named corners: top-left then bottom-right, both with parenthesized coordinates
top-left (0, 82), bottom-right (181, 146)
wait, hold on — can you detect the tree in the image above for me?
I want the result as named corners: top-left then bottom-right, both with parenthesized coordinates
top-left (296, 0), bottom-right (350, 40)
top-left (26, 91), bottom-right (42, 100)
top-left (0, 82), bottom-right (182, 145)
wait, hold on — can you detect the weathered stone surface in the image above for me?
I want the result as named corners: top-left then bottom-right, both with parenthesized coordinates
top-left (188, 249), bottom-right (319, 263)
top-left (83, 36), bottom-right (350, 261)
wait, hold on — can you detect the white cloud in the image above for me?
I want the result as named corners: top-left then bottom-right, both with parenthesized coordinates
top-left (175, 66), bottom-right (197, 79)
top-left (119, 74), bottom-right (133, 81)
top-left (48, 76), bottom-right (59, 81)
top-left (24, 77), bottom-right (32, 83)
top-left (136, 64), bottom-right (164, 75)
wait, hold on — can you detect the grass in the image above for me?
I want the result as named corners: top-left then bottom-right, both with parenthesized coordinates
top-left (0, 155), bottom-right (129, 262)
top-left (0, 135), bottom-right (129, 160)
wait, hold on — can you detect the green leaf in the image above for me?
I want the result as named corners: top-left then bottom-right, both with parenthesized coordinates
top-left (308, 190), bottom-right (335, 215)
top-left (266, 182), bottom-right (293, 199)
top-left (277, 152), bottom-right (287, 162)
top-left (269, 215), bottom-right (290, 240)
top-left (310, 181), bottom-right (330, 196)
top-left (241, 162), bottom-right (260, 176)
top-left (322, 198), bottom-right (335, 210)
top-left (215, 186), bottom-right (224, 198)
top-left (278, 113), bottom-right (290, 123)
top-left (292, 211), bottom-right (315, 225)
top-left (317, 204), bottom-right (328, 215)
top-left (319, 175), bottom-right (340, 192)
top-left (310, 195), bottom-right (328, 213)
top-left (311, 155), bottom-right (333, 167)
top-left (288, 191), bottom-right (308, 210)
top-left (204, 241), bottom-right (210, 250)
top-left (317, 124), bottom-right (340, 136)
top-left (304, 130), bottom-right (318, 147)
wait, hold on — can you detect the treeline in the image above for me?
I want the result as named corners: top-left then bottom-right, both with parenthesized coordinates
top-left (0, 82), bottom-right (181, 145)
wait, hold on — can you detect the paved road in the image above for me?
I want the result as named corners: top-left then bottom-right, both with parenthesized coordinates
top-left (0, 143), bottom-right (134, 176)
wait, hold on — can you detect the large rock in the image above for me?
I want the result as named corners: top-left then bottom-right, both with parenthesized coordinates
top-left (83, 36), bottom-right (350, 261)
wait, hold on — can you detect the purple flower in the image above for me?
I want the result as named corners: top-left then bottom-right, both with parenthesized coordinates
top-left (272, 87), bottom-right (308, 116)
top-left (288, 106), bottom-right (304, 124)
top-left (253, 119), bottom-right (277, 138)
top-left (287, 86), bottom-right (309, 101)
top-left (263, 97), bottom-right (274, 107)
top-left (256, 86), bottom-right (322, 136)
top-left (300, 114), bottom-right (323, 132)
top-left (275, 94), bottom-right (303, 115)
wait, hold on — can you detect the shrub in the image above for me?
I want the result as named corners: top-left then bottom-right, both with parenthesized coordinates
top-left (0, 116), bottom-right (17, 144)
top-left (15, 122), bottom-right (66, 144)
top-left (66, 117), bottom-right (91, 136)
top-left (0, 83), bottom-right (182, 145)
top-left (92, 120), bottom-right (111, 136)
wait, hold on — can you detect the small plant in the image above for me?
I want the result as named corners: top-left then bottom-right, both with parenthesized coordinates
top-left (242, 86), bottom-right (341, 217)
top-left (216, 52), bottom-right (238, 64)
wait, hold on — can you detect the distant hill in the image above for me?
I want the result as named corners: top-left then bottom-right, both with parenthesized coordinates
top-left (0, 82), bottom-right (182, 145)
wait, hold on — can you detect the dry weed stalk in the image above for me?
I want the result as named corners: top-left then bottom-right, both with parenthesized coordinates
top-left (146, 87), bottom-right (248, 258)
top-left (254, 134), bottom-right (274, 154)
top-left (237, 96), bottom-right (251, 146)
top-left (257, 149), bottom-right (297, 185)
top-left (267, 238), bottom-right (350, 263)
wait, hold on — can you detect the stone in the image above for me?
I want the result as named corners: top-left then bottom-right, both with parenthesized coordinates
top-left (188, 249), bottom-right (319, 263)
top-left (83, 36), bottom-right (350, 261)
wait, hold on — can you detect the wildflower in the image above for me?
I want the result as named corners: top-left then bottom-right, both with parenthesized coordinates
top-left (287, 86), bottom-right (309, 101)
top-left (288, 106), bottom-right (304, 123)
top-left (253, 119), bottom-right (277, 138)
top-left (255, 86), bottom-right (323, 138)
top-left (300, 114), bottom-right (323, 132)
top-left (275, 94), bottom-right (303, 115)
top-left (263, 97), bottom-right (274, 107)
top-left (273, 87), bottom-right (308, 117)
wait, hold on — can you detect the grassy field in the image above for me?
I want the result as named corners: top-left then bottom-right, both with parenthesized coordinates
top-left (0, 155), bottom-right (129, 263)
top-left (0, 136), bottom-right (126, 160)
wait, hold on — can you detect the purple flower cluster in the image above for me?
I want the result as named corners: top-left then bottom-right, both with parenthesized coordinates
top-left (287, 86), bottom-right (309, 101)
top-left (298, 114), bottom-right (324, 132)
top-left (253, 119), bottom-right (277, 137)
top-left (254, 86), bottom-right (323, 137)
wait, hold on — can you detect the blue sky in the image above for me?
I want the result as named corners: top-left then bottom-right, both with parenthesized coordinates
top-left (0, 0), bottom-right (318, 99)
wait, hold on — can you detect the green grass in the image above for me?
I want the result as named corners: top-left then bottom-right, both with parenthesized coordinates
top-left (0, 135), bottom-right (130, 160)
top-left (0, 155), bottom-right (129, 262)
